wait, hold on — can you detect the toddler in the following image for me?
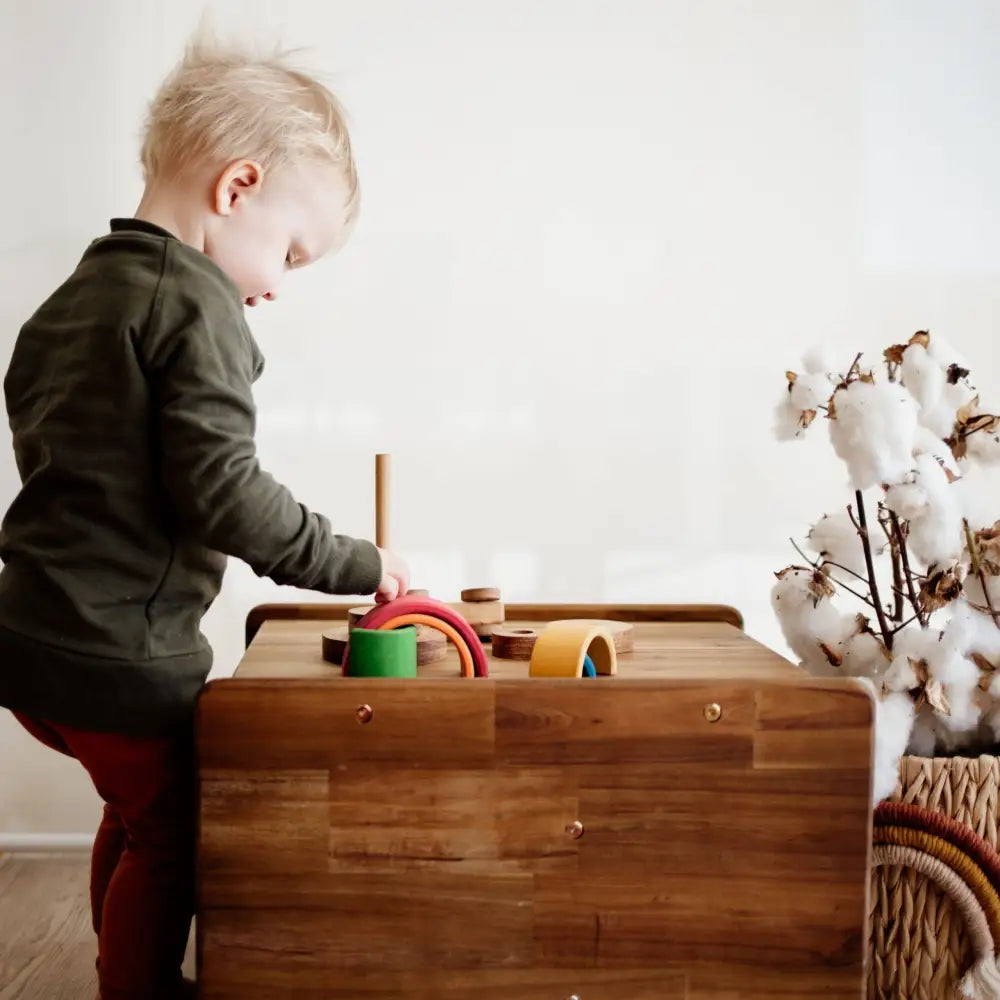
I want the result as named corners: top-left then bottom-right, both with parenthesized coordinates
top-left (0, 35), bottom-right (408, 1000)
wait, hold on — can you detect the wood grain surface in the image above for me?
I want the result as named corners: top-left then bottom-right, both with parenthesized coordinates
top-left (198, 603), bottom-right (872, 999)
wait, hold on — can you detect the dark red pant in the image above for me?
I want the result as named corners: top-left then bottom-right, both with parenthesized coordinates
top-left (14, 711), bottom-right (195, 1000)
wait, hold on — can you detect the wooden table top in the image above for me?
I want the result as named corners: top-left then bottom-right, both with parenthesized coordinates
top-left (236, 617), bottom-right (802, 682)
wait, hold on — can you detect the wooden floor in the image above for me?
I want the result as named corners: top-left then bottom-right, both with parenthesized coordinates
top-left (0, 854), bottom-right (195, 999)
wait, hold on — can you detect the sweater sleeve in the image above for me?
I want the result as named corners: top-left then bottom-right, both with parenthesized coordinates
top-left (140, 246), bottom-right (382, 596)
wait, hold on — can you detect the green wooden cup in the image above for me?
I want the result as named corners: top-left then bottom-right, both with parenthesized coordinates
top-left (347, 626), bottom-right (418, 678)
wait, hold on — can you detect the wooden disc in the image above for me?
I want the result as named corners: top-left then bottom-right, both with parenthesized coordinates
top-left (452, 600), bottom-right (505, 628)
top-left (348, 606), bottom-right (376, 627)
top-left (570, 619), bottom-right (635, 654)
top-left (472, 621), bottom-right (495, 642)
top-left (491, 626), bottom-right (540, 660)
top-left (323, 625), bottom-right (447, 667)
top-left (461, 587), bottom-right (501, 603)
top-left (406, 589), bottom-right (430, 597)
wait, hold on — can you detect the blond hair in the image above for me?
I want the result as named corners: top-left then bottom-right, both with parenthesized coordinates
top-left (140, 35), bottom-right (359, 218)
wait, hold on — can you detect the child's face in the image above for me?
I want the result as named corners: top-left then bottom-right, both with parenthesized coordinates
top-left (204, 158), bottom-right (353, 307)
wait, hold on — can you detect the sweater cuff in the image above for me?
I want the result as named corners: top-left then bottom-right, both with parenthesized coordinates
top-left (343, 538), bottom-right (383, 595)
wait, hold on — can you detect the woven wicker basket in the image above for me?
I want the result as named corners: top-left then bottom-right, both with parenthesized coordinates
top-left (869, 754), bottom-right (1000, 1000)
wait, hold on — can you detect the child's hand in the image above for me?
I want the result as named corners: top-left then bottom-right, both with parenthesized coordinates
top-left (375, 548), bottom-right (411, 603)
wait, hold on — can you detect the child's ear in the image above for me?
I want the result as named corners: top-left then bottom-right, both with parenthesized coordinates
top-left (213, 159), bottom-right (264, 215)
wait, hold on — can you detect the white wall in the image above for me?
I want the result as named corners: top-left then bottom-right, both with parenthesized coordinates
top-left (2, 0), bottom-right (1000, 839)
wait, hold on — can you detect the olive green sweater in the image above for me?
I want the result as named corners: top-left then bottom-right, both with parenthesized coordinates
top-left (0, 219), bottom-right (381, 735)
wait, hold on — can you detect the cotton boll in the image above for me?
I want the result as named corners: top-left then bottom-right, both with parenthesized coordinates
top-left (913, 424), bottom-right (960, 478)
top-left (882, 653), bottom-right (919, 693)
top-left (934, 682), bottom-right (982, 751)
top-left (963, 573), bottom-right (1000, 616)
top-left (934, 648), bottom-right (978, 690)
top-left (790, 373), bottom-right (833, 413)
top-left (802, 345), bottom-right (836, 376)
top-left (943, 378), bottom-right (978, 412)
top-left (966, 426), bottom-right (1000, 464)
top-left (806, 511), bottom-right (878, 577)
top-left (966, 606), bottom-right (1000, 662)
top-left (941, 603), bottom-right (1000, 664)
top-left (953, 473), bottom-right (996, 533)
top-left (901, 342), bottom-right (945, 413)
top-left (925, 331), bottom-right (973, 372)
top-left (873, 691), bottom-right (916, 803)
top-left (774, 396), bottom-right (808, 441)
top-left (773, 373), bottom-right (830, 441)
top-left (840, 628), bottom-right (889, 679)
top-left (891, 624), bottom-right (947, 673)
top-left (919, 374), bottom-right (974, 441)
top-left (885, 453), bottom-right (963, 568)
top-left (829, 379), bottom-right (919, 491)
top-left (770, 569), bottom-right (852, 675)
top-left (884, 480), bottom-right (926, 522)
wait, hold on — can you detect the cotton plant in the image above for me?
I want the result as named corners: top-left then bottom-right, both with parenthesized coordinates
top-left (771, 332), bottom-right (1000, 803)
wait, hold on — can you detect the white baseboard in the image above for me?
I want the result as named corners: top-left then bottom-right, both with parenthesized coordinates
top-left (0, 833), bottom-right (94, 852)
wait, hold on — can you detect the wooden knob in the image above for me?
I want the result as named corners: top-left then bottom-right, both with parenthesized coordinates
top-left (491, 626), bottom-right (539, 660)
top-left (461, 586), bottom-right (501, 603)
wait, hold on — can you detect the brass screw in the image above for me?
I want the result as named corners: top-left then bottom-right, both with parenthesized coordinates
top-left (703, 702), bottom-right (722, 723)
top-left (566, 820), bottom-right (584, 839)
top-left (356, 704), bottom-right (374, 724)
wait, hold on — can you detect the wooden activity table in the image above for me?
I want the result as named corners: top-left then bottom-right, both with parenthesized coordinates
top-left (195, 602), bottom-right (873, 999)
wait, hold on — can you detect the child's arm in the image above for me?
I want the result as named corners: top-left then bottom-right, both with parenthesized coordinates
top-left (142, 269), bottom-right (384, 598)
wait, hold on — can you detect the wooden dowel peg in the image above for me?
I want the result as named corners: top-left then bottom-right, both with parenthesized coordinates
top-left (375, 453), bottom-right (390, 549)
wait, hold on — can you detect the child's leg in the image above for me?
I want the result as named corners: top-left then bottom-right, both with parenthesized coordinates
top-left (91, 804), bottom-right (126, 936)
top-left (51, 722), bottom-right (196, 1000)
top-left (13, 713), bottom-right (126, 973)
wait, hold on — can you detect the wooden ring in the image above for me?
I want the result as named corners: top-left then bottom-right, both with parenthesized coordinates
top-left (346, 596), bottom-right (489, 678)
top-left (491, 626), bottom-right (539, 660)
top-left (529, 621), bottom-right (618, 678)
top-left (558, 619), bottom-right (634, 654)
top-left (376, 614), bottom-right (476, 678)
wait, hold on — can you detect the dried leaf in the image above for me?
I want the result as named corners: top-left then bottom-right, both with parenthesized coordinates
top-left (909, 330), bottom-right (931, 349)
top-left (856, 613), bottom-right (876, 635)
top-left (919, 567), bottom-right (964, 612)
top-left (785, 370), bottom-right (797, 393)
top-left (925, 678), bottom-right (951, 716)
top-left (947, 433), bottom-right (968, 462)
top-left (939, 460), bottom-right (960, 484)
top-left (974, 525), bottom-right (1000, 576)
top-left (968, 413), bottom-right (1000, 435)
top-left (957, 395), bottom-right (981, 425)
top-left (947, 363), bottom-right (970, 385)
top-left (972, 651), bottom-right (997, 674)
top-left (884, 344), bottom-right (907, 365)
top-left (800, 408), bottom-right (817, 429)
top-left (909, 657), bottom-right (930, 687)
top-left (826, 393), bottom-right (838, 420)
top-left (808, 567), bottom-right (836, 601)
top-left (818, 641), bottom-right (843, 667)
